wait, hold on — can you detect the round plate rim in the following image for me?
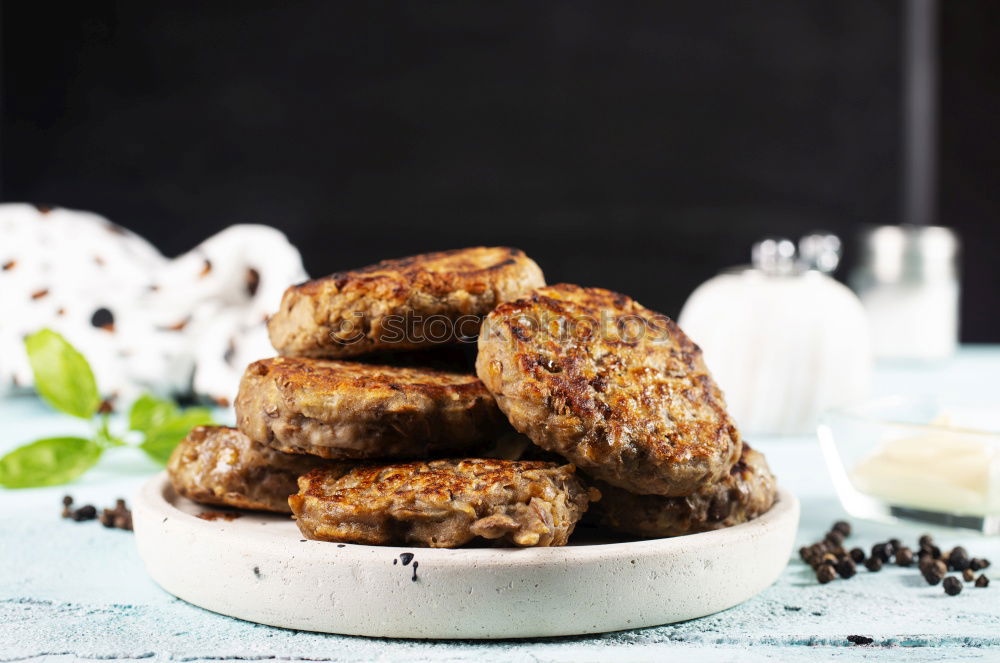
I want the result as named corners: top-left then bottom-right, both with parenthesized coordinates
top-left (137, 471), bottom-right (798, 563)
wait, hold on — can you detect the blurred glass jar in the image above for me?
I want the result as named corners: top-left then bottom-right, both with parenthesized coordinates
top-left (851, 225), bottom-right (960, 361)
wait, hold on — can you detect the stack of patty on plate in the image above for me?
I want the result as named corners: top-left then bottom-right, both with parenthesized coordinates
top-left (167, 247), bottom-right (777, 548)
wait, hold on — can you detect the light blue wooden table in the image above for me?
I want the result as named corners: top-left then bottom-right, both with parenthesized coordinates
top-left (2, 348), bottom-right (999, 663)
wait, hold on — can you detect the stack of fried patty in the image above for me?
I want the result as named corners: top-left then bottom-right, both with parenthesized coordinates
top-left (168, 247), bottom-right (777, 548)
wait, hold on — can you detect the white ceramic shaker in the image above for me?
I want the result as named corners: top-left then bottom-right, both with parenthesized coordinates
top-left (679, 234), bottom-right (872, 436)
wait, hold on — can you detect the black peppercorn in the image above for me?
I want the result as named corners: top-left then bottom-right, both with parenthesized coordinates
top-left (835, 558), bottom-right (857, 579)
top-left (975, 575), bottom-right (990, 588)
top-left (943, 576), bottom-right (962, 596)
top-left (963, 568), bottom-right (976, 583)
top-left (61, 495), bottom-right (74, 518)
top-left (825, 530), bottom-right (845, 546)
top-left (923, 560), bottom-right (947, 586)
top-left (817, 564), bottom-right (837, 584)
top-left (864, 556), bottom-right (883, 572)
top-left (889, 538), bottom-right (902, 551)
top-left (918, 534), bottom-right (934, 548)
top-left (949, 547), bottom-right (970, 571)
top-left (895, 547), bottom-right (914, 567)
top-left (871, 543), bottom-right (890, 563)
top-left (116, 512), bottom-right (133, 531)
top-left (973, 558), bottom-right (990, 571)
top-left (832, 520), bottom-right (852, 537)
top-left (72, 505), bottom-right (97, 521)
top-left (850, 547), bottom-right (866, 563)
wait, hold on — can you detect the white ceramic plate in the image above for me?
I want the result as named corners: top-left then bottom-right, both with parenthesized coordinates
top-left (134, 472), bottom-right (799, 639)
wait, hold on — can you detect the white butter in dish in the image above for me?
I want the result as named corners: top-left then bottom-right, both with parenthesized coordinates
top-left (819, 396), bottom-right (1000, 532)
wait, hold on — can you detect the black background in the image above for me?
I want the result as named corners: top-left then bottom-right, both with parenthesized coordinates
top-left (3, 1), bottom-right (998, 340)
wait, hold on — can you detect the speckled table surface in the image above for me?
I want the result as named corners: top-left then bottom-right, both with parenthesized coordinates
top-left (2, 348), bottom-right (999, 663)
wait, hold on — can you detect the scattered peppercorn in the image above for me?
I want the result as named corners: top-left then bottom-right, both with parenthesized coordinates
top-left (832, 521), bottom-right (852, 537)
top-left (61, 495), bottom-right (74, 518)
top-left (825, 530), bottom-right (845, 547)
top-left (923, 560), bottom-right (946, 586)
top-left (847, 635), bottom-right (874, 646)
top-left (949, 547), bottom-right (970, 571)
top-left (115, 511), bottom-right (133, 530)
top-left (835, 558), bottom-right (857, 579)
top-left (61, 496), bottom-right (132, 531)
top-left (72, 505), bottom-right (97, 521)
top-left (864, 556), bottom-right (883, 572)
top-left (817, 564), bottom-right (837, 584)
top-left (801, 521), bottom-right (992, 594)
top-left (943, 576), bottom-right (963, 596)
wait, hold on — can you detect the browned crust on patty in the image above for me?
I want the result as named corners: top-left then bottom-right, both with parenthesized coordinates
top-left (289, 458), bottom-right (595, 547)
top-left (476, 283), bottom-right (742, 496)
top-left (166, 426), bottom-right (351, 513)
top-left (586, 445), bottom-right (777, 538)
top-left (268, 247), bottom-right (545, 358)
top-left (235, 357), bottom-right (511, 460)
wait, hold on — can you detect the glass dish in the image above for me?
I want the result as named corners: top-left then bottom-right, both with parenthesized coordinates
top-left (818, 395), bottom-right (1000, 534)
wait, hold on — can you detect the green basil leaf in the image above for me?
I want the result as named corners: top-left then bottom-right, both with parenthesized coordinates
top-left (0, 437), bottom-right (103, 489)
top-left (24, 330), bottom-right (100, 419)
top-left (140, 407), bottom-right (214, 465)
top-left (95, 414), bottom-right (126, 448)
top-left (128, 393), bottom-right (179, 433)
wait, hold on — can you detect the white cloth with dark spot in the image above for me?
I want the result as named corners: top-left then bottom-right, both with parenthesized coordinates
top-left (0, 203), bottom-right (307, 406)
